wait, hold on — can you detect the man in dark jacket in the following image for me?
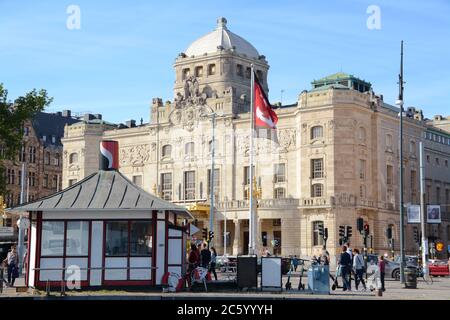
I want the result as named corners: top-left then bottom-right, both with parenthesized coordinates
top-left (200, 243), bottom-right (211, 268)
top-left (338, 245), bottom-right (352, 291)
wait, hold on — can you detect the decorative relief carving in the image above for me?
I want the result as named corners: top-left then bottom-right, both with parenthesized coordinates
top-left (120, 145), bottom-right (151, 166)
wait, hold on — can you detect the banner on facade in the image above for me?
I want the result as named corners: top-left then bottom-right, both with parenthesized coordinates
top-left (407, 204), bottom-right (421, 223)
top-left (427, 205), bottom-right (441, 224)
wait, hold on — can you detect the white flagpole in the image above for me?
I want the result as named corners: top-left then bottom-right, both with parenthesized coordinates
top-left (249, 64), bottom-right (255, 255)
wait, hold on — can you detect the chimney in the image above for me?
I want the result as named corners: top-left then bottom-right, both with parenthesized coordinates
top-left (62, 110), bottom-right (71, 117)
top-left (99, 140), bottom-right (119, 171)
top-left (126, 120), bottom-right (136, 128)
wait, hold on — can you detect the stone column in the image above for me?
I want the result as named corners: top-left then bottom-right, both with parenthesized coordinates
top-left (232, 219), bottom-right (240, 255)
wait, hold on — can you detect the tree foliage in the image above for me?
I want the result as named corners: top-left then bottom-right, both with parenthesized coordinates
top-left (0, 83), bottom-right (53, 196)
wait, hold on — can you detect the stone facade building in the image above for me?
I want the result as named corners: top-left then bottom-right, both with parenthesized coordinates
top-left (1, 111), bottom-right (80, 240)
top-left (61, 18), bottom-right (450, 261)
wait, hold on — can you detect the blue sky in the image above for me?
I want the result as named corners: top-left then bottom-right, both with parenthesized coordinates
top-left (0, 0), bottom-right (449, 123)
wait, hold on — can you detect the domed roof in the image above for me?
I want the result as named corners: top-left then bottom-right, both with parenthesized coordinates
top-left (185, 17), bottom-right (260, 59)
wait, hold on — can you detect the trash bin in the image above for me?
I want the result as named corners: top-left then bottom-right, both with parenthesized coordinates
top-left (404, 267), bottom-right (417, 289)
top-left (307, 265), bottom-right (330, 294)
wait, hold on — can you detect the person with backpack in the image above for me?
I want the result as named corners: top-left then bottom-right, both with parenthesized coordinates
top-left (338, 245), bottom-right (352, 291)
top-left (353, 249), bottom-right (367, 291)
top-left (209, 247), bottom-right (218, 281)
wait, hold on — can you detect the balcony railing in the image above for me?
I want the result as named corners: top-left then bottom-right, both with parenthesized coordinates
top-left (216, 198), bottom-right (300, 210)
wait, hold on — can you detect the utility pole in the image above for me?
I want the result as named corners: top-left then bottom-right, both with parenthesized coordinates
top-left (419, 141), bottom-right (429, 277)
top-left (209, 113), bottom-right (216, 248)
top-left (17, 162), bottom-right (26, 275)
top-left (395, 40), bottom-right (406, 284)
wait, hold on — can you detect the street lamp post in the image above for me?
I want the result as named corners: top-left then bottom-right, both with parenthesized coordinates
top-left (395, 40), bottom-right (406, 284)
top-left (209, 112), bottom-right (216, 248)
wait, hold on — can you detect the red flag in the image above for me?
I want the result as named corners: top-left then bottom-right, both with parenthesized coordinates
top-left (254, 73), bottom-right (278, 129)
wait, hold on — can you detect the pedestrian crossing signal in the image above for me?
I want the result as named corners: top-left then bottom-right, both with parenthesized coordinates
top-left (208, 231), bottom-right (214, 241)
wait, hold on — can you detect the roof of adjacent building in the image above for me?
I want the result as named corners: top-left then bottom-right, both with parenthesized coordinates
top-left (185, 17), bottom-right (260, 59)
top-left (312, 72), bottom-right (371, 85)
top-left (31, 111), bottom-right (80, 147)
top-left (8, 170), bottom-right (193, 218)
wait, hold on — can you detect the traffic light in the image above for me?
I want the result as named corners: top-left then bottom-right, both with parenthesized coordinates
top-left (363, 224), bottom-right (370, 235)
top-left (339, 225), bottom-right (346, 238)
top-left (357, 218), bottom-right (364, 233)
top-left (386, 227), bottom-right (392, 239)
top-left (318, 224), bottom-right (324, 237)
top-left (202, 228), bottom-right (208, 240)
top-left (413, 228), bottom-right (419, 244)
top-left (323, 228), bottom-right (328, 241)
top-left (208, 230), bottom-right (214, 241)
top-left (346, 226), bottom-right (352, 239)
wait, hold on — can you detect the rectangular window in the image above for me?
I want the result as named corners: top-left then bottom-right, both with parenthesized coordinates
top-left (43, 174), bottom-right (49, 188)
top-left (41, 221), bottom-right (65, 256)
top-left (312, 221), bottom-right (324, 246)
top-left (105, 221), bottom-right (129, 256)
top-left (359, 159), bottom-right (366, 180)
top-left (132, 176), bottom-right (143, 188)
top-left (208, 64), bottom-right (216, 76)
top-left (274, 164), bottom-right (286, 183)
top-left (184, 171), bottom-right (196, 200)
top-left (207, 168), bottom-right (220, 200)
top-left (236, 64), bottom-right (243, 77)
top-left (195, 66), bottom-right (203, 77)
top-left (130, 221), bottom-right (152, 256)
top-left (243, 166), bottom-right (255, 185)
top-left (386, 165), bottom-right (393, 185)
top-left (311, 159), bottom-right (324, 179)
top-left (274, 187), bottom-right (286, 199)
top-left (161, 173), bottom-right (172, 201)
top-left (66, 221), bottom-right (89, 256)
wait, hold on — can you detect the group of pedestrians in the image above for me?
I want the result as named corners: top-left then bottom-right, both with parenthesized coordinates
top-left (338, 244), bottom-right (386, 292)
top-left (186, 243), bottom-right (218, 287)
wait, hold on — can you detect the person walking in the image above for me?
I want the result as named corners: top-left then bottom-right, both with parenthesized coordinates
top-left (200, 243), bottom-right (211, 268)
top-left (338, 245), bottom-right (352, 291)
top-left (209, 247), bottom-right (218, 281)
top-left (5, 246), bottom-right (19, 287)
top-left (379, 255), bottom-right (386, 292)
top-left (353, 249), bottom-right (367, 291)
top-left (346, 242), bottom-right (353, 290)
top-left (292, 255), bottom-right (299, 271)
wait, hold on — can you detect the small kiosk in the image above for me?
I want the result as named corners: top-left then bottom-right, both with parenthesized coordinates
top-left (9, 141), bottom-right (193, 289)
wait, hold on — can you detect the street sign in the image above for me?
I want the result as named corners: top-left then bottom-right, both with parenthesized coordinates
top-left (436, 241), bottom-right (444, 252)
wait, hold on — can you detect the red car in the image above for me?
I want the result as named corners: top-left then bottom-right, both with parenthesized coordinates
top-left (428, 260), bottom-right (450, 277)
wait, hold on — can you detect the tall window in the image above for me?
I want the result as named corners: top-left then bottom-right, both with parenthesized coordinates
top-left (359, 159), bottom-right (366, 180)
top-left (311, 159), bottom-right (324, 179)
top-left (44, 152), bottom-right (50, 165)
top-left (161, 173), bottom-right (173, 201)
top-left (386, 165), bottom-right (393, 185)
top-left (162, 145), bottom-right (172, 158)
top-left (312, 184), bottom-right (323, 198)
top-left (54, 153), bottom-right (60, 166)
top-left (185, 142), bottom-right (194, 156)
top-left (52, 175), bottom-right (58, 189)
top-left (274, 163), bottom-right (286, 183)
top-left (312, 221), bottom-right (324, 246)
top-left (41, 221), bottom-right (65, 256)
top-left (28, 146), bottom-right (36, 163)
top-left (311, 126), bottom-right (323, 140)
top-left (28, 172), bottom-right (36, 187)
top-left (207, 169), bottom-right (220, 200)
top-left (132, 176), bottom-right (142, 187)
top-left (243, 166), bottom-right (255, 186)
top-left (195, 66), bottom-right (203, 77)
top-left (208, 64), bottom-right (216, 76)
top-left (274, 187), bottom-right (286, 199)
top-left (130, 221), bottom-right (152, 256)
top-left (69, 153), bottom-right (78, 164)
top-left (105, 221), bottom-right (129, 256)
top-left (19, 145), bottom-right (26, 162)
top-left (236, 64), bottom-right (243, 77)
top-left (43, 174), bottom-right (49, 188)
top-left (184, 171), bottom-right (196, 200)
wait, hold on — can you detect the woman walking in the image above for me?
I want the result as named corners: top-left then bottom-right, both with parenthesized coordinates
top-left (5, 246), bottom-right (19, 287)
top-left (209, 247), bottom-right (218, 281)
top-left (352, 249), bottom-right (367, 291)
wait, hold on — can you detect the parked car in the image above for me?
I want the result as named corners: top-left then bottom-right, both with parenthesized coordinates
top-left (366, 254), bottom-right (412, 280)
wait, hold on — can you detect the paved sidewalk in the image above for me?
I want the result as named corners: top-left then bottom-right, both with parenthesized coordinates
top-left (1, 275), bottom-right (450, 300)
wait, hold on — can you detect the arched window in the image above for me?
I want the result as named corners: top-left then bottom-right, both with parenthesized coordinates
top-left (409, 140), bottom-right (416, 154)
top-left (358, 127), bottom-right (366, 142)
top-left (311, 184), bottom-right (323, 198)
top-left (311, 126), bottom-right (323, 140)
top-left (69, 152), bottom-right (78, 164)
top-left (185, 142), bottom-right (194, 156)
top-left (162, 145), bottom-right (172, 158)
top-left (274, 187), bottom-right (286, 199)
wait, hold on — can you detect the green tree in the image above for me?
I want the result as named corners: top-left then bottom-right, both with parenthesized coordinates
top-left (0, 83), bottom-right (53, 196)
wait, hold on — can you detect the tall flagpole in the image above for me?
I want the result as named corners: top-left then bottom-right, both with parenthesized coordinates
top-left (249, 64), bottom-right (255, 255)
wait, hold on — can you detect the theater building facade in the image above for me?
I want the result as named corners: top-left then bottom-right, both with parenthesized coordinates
top-left (61, 18), bottom-right (450, 262)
